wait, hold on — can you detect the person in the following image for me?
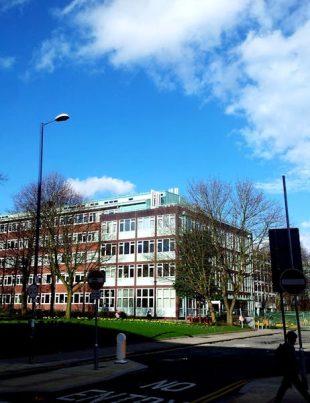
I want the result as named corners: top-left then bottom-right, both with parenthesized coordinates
top-left (115, 310), bottom-right (120, 319)
top-left (146, 309), bottom-right (152, 319)
top-left (274, 330), bottom-right (310, 402)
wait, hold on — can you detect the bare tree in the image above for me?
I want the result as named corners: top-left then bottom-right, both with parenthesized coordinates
top-left (14, 173), bottom-right (88, 317)
top-left (175, 225), bottom-right (218, 323)
top-left (188, 179), bottom-right (283, 325)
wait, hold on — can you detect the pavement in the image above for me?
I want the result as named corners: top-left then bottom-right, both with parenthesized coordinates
top-left (0, 328), bottom-right (310, 402)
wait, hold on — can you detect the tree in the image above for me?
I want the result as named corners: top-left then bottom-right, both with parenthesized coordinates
top-left (187, 179), bottom-right (283, 325)
top-left (14, 173), bottom-right (93, 318)
top-left (175, 225), bottom-right (218, 323)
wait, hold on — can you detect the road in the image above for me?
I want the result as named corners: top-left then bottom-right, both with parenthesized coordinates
top-left (53, 331), bottom-right (310, 402)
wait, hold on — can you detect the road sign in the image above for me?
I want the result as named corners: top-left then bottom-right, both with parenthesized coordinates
top-left (90, 290), bottom-right (101, 300)
top-left (87, 270), bottom-right (105, 290)
top-left (27, 284), bottom-right (38, 299)
top-left (280, 269), bottom-right (307, 295)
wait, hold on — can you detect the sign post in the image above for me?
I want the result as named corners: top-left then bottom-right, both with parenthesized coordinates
top-left (88, 270), bottom-right (105, 370)
top-left (27, 284), bottom-right (38, 363)
top-left (280, 269), bottom-right (307, 295)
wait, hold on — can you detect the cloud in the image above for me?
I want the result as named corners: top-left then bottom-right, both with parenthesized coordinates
top-left (31, 0), bottom-right (310, 191)
top-left (0, 0), bottom-right (30, 12)
top-left (0, 56), bottom-right (15, 69)
top-left (67, 176), bottom-right (135, 198)
top-left (300, 230), bottom-right (310, 253)
top-left (301, 221), bottom-right (310, 229)
top-left (32, 34), bottom-right (71, 73)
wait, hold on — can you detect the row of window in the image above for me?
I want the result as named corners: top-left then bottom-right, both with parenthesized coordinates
top-left (0, 287), bottom-right (176, 310)
top-left (0, 251), bottom-right (97, 269)
top-left (0, 263), bottom-right (175, 286)
top-left (102, 238), bottom-right (175, 256)
top-left (0, 221), bottom-right (32, 233)
top-left (103, 214), bottom-right (176, 234)
top-left (0, 213), bottom-right (98, 235)
top-left (0, 231), bottom-right (98, 250)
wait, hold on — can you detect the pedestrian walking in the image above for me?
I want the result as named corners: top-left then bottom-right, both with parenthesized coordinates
top-left (274, 330), bottom-right (310, 402)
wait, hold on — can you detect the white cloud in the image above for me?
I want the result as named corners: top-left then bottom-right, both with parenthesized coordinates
top-left (0, 0), bottom-right (30, 12)
top-left (67, 176), bottom-right (135, 198)
top-left (33, 34), bottom-right (71, 73)
top-left (300, 230), bottom-right (310, 253)
top-left (0, 56), bottom-right (15, 69)
top-left (226, 22), bottom-right (310, 168)
top-left (301, 221), bottom-right (310, 229)
top-left (31, 0), bottom-right (310, 191)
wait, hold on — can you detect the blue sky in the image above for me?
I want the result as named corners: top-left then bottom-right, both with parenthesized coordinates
top-left (1, 0), bottom-right (310, 250)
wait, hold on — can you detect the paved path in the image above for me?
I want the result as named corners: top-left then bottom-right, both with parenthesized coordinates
top-left (0, 328), bottom-right (309, 402)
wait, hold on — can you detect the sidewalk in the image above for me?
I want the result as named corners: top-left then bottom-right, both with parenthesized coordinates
top-left (0, 329), bottom-right (309, 402)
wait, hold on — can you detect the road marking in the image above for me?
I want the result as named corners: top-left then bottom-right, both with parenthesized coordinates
top-left (140, 379), bottom-right (196, 392)
top-left (190, 379), bottom-right (247, 402)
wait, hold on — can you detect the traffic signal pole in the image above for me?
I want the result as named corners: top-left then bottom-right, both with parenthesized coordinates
top-left (282, 175), bottom-right (307, 389)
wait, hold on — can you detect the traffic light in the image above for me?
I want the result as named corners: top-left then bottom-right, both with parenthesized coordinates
top-left (268, 228), bottom-right (303, 292)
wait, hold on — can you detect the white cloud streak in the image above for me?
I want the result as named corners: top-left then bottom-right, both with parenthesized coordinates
top-left (0, 0), bottom-right (30, 13)
top-left (32, 0), bottom-right (310, 192)
top-left (67, 176), bottom-right (135, 198)
top-left (0, 56), bottom-right (15, 69)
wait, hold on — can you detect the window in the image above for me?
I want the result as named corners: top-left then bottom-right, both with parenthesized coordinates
top-left (157, 263), bottom-right (175, 277)
top-left (118, 265), bottom-right (134, 278)
top-left (120, 219), bottom-right (135, 232)
top-left (55, 294), bottom-right (67, 304)
top-left (102, 221), bottom-right (117, 234)
top-left (117, 288), bottom-right (134, 308)
top-left (137, 264), bottom-right (154, 277)
top-left (119, 241), bottom-right (135, 255)
top-left (137, 240), bottom-right (155, 254)
top-left (157, 238), bottom-right (175, 252)
top-left (0, 224), bottom-right (7, 233)
top-left (157, 288), bottom-right (176, 309)
top-left (102, 289), bottom-right (115, 307)
top-left (137, 216), bottom-right (155, 230)
top-left (137, 288), bottom-right (154, 308)
top-left (40, 294), bottom-right (50, 304)
top-left (102, 243), bottom-right (117, 256)
top-left (157, 214), bottom-right (175, 230)
top-left (74, 273), bottom-right (84, 283)
top-left (76, 232), bottom-right (97, 243)
top-left (104, 267), bottom-right (116, 278)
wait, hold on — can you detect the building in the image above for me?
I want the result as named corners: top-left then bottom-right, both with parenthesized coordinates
top-left (0, 187), bottom-right (266, 318)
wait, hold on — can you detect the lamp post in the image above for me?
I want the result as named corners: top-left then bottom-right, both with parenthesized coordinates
top-left (29, 113), bottom-right (70, 363)
top-left (33, 113), bottom-right (70, 284)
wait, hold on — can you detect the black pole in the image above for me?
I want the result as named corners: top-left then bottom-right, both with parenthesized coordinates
top-left (94, 297), bottom-right (99, 370)
top-left (282, 175), bottom-right (307, 388)
top-left (29, 122), bottom-right (44, 363)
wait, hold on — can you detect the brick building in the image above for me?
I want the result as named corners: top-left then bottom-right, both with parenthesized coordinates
top-left (0, 187), bottom-right (261, 318)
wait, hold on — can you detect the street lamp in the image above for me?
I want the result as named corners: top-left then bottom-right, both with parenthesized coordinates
top-left (33, 113), bottom-right (70, 284)
top-left (29, 113), bottom-right (69, 363)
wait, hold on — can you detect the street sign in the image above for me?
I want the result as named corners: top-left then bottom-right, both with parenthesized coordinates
top-left (90, 290), bottom-right (101, 300)
top-left (87, 270), bottom-right (105, 290)
top-left (280, 269), bottom-right (307, 295)
top-left (27, 284), bottom-right (38, 299)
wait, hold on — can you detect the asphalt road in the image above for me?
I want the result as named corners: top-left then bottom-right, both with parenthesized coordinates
top-left (52, 331), bottom-right (310, 403)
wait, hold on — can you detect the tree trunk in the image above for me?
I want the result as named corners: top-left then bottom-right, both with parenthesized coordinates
top-left (49, 272), bottom-right (56, 316)
top-left (207, 299), bottom-right (216, 324)
top-left (65, 287), bottom-right (73, 319)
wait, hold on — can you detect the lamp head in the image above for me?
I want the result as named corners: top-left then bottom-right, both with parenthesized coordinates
top-left (54, 113), bottom-right (70, 122)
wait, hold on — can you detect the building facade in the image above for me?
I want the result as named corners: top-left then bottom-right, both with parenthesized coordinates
top-left (0, 188), bottom-right (265, 318)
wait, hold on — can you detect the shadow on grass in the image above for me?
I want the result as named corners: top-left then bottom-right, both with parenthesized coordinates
top-left (0, 322), bottom-right (152, 358)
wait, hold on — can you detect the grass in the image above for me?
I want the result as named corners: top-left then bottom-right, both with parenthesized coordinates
top-left (0, 318), bottom-right (249, 359)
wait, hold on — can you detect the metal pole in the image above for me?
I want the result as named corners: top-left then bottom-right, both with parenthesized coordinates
top-left (282, 175), bottom-right (307, 388)
top-left (94, 298), bottom-right (99, 370)
top-left (29, 122), bottom-right (44, 363)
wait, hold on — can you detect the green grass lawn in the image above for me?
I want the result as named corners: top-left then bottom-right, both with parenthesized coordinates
top-left (0, 318), bottom-right (249, 359)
